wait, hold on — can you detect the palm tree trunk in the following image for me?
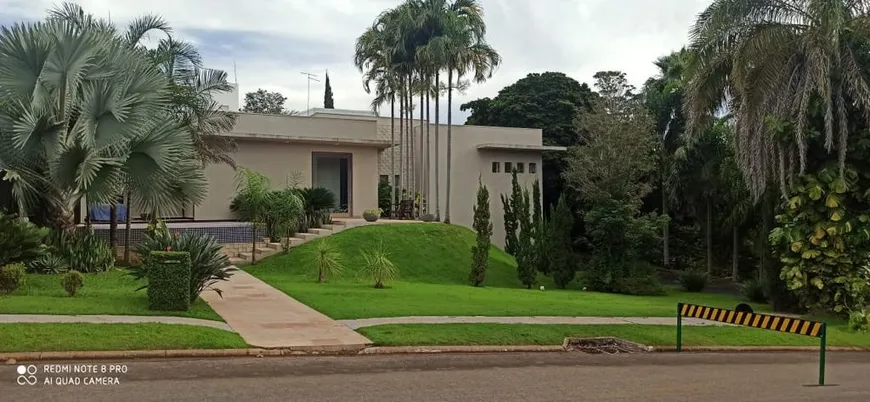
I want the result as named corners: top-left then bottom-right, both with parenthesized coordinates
top-left (410, 84), bottom-right (416, 217)
top-left (109, 203), bottom-right (117, 250)
top-left (662, 158), bottom-right (670, 267)
top-left (124, 192), bottom-right (132, 264)
top-left (434, 71), bottom-right (441, 221)
top-left (706, 196), bottom-right (712, 275)
top-left (425, 82), bottom-right (431, 215)
top-left (445, 68), bottom-right (453, 224)
top-left (390, 94), bottom-right (396, 218)
top-left (399, 82), bottom-right (405, 205)
top-left (419, 89), bottom-right (424, 217)
top-left (731, 226), bottom-right (739, 282)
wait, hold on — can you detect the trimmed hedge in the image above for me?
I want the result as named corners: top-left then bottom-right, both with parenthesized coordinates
top-left (146, 251), bottom-right (191, 311)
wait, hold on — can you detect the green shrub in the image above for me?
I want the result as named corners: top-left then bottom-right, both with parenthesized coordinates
top-left (679, 270), bottom-right (708, 292)
top-left (0, 263), bottom-right (26, 294)
top-left (298, 187), bottom-right (336, 230)
top-left (469, 179), bottom-right (492, 287)
top-left (361, 242), bottom-right (398, 288)
top-left (27, 253), bottom-right (69, 274)
top-left (378, 181), bottom-right (393, 217)
top-left (741, 279), bottom-right (768, 303)
top-left (132, 224), bottom-right (236, 301)
top-left (265, 188), bottom-right (304, 241)
top-left (46, 229), bottom-right (114, 273)
top-left (62, 270), bottom-right (84, 297)
top-left (146, 251), bottom-right (191, 311)
top-left (0, 213), bottom-right (48, 266)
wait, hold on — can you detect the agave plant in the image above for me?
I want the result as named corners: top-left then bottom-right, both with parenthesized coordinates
top-left (0, 14), bottom-right (208, 232)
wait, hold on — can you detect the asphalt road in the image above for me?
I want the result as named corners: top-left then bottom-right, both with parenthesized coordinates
top-left (2, 352), bottom-right (870, 401)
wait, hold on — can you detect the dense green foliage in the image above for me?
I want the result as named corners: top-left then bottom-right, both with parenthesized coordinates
top-left (470, 180), bottom-right (492, 287)
top-left (378, 181), bottom-right (393, 216)
top-left (298, 187), bottom-right (336, 230)
top-left (61, 270), bottom-right (84, 297)
top-left (505, 170), bottom-right (522, 256)
top-left (0, 214), bottom-right (48, 267)
top-left (324, 73), bottom-right (335, 109)
top-left (770, 166), bottom-right (870, 329)
top-left (243, 89), bottom-right (289, 114)
top-left (146, 251), bottom-right (191, 311)
top-left (515, 189), bottom-right (537, 288)
top-left (42, 230), bottom-right (114, 273)
top-left (546, 195), bottom-right (575, 288)
top-left (132, 221), bottom-right (235, 302)
top-left (0, 263), bottom-right (25, 294)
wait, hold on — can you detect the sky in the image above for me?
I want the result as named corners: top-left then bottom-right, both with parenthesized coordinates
top-left (1, 0), bottom-right (712, 123)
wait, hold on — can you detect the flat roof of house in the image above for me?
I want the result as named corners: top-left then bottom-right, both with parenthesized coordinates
top-left (476, 143), bottom-right (568, 152)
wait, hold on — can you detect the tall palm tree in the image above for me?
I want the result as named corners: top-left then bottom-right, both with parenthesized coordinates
top-left (0, 19), bottom-right (207, 232)
top-left (685, 0), bottom-right (870, 200)
top-left (438, 1), bottom-right (500, 223)
top-left (643, 48), bottom-right (691, 267)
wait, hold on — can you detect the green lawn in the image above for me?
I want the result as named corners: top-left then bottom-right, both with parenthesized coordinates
top-left (0, 270), bottom-right (223, 321)
top-left (0, 323), bottom-right (247, 352)
top-left (358, 323), bottom-right (870, 347)
top-left (246, 224), bottom-right (760, 319)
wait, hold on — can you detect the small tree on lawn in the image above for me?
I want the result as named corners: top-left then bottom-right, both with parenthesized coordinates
top-left (547, 194), bottom-right (575, 288)
top-left (531, 179), bottom-right (547, 274)
top-left (504, 169), bottom-right (522, 255)
top-left (470, 178), bottom-right (493, 287)
top-left (501, 193), bottom-right (517, 255)
top-left (516, 188), bottom-right (537, 289)
top-left (233, 168), bottom-right (271, 264)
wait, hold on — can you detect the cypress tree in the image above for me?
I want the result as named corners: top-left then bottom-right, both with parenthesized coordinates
top-left (324, 72), bottom-right (335, 109)
top-left (504, 169), bottom-right (522, 255)
top-left (470, 179), bottom-right (493, 287)
top-left (531, 179), bottom-right (546, 274)
top-left (501, 193), bottom-right (517, 255)
top-left (516, 188), bottom-right (536, 289)
top-left (548, 194), bottom-right (575, 288)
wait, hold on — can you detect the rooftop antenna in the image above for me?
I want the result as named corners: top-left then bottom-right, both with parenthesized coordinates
top-left (300, 71), bottom-right (320, 115)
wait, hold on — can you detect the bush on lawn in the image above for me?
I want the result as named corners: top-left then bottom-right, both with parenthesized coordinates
top-left (0, 263), bottom-right (26, 294)
top-left (133, 224), bottom-right (236, 301)
top-left (62, 270), bottom-right (84, 297)
top-left (0, 213), bottom-right (48, 266)
top-left (546, 194), bottom-right (575, 288)
top-left (44, 229), bottom-right (114, 273)
top-left (146, 251), bottom-right (191, 311)
top-left (361, 242), bottom-right (398, 288)
top-left (313, 240), bottom-right (343, 283)
top-left (679, 270), bottom-right (708, 292)
top-left (741, 278), bottom-right (768, 303)
top-left (297, 187), bottom-right (336, 231)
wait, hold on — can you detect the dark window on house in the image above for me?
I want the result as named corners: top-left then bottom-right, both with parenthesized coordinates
top-left (380, 175), bottom-right (389, 183)
top-left (516, 163), bottom-right (525, 173)
top-left (505, 162), bottom-right (513, 173)
top-left (491, 162), bottom-right (500, 173)
top-left (394, 175), bottom-right (400, 185)
top-left (529, 163), bottom-right (537, 174)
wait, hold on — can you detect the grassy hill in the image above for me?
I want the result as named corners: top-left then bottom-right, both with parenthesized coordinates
top-left (245, 223), bottom-right (759, 320)
top-left (250, 223), bottom-right (524, 288)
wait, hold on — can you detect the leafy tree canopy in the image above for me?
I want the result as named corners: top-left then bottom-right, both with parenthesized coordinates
top-left (243, 89), bottom-right (289, 114)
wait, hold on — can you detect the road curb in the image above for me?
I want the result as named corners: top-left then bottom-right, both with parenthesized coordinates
top-left (4, 345), bottom-right (870, 363)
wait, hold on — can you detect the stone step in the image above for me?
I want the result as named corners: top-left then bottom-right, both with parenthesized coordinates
top-left (296, 232), bottom-right (319, 241)
top-left (308, 228), bottom-right (332, 236)
top-left (265, 242), bottom-right (282, 250)
top-left (228, 257), bottom-right (246, 266)
top-left (284, 237), bottom-right (306, 247)
top-left (321, 223), bottom-right (344, 232)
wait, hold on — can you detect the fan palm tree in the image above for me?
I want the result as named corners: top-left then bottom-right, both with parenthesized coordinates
top-left (0, 19), bottom-right (207, 233)
top-left (685, 0), bottom-right (870, 200)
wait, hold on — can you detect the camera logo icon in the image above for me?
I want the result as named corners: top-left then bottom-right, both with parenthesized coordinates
top-left (16, 365), bottom-right (37, 385)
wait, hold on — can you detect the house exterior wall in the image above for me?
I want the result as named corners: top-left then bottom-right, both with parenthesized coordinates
top-left (376, 118), bottom-right (546, 248)
top-left (198, 138), bottom-right (379, 220)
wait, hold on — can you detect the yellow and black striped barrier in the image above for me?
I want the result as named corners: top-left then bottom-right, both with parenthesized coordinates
top-left (676, 302), bottom-right (828, 386)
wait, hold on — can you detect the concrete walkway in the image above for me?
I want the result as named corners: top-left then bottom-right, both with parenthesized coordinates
top-left (200, 270), bottom-right (372, 350)
top-left (339, 316), bottom-right (728, 330)
top-left (0, 314), bottom-right (234, 332)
